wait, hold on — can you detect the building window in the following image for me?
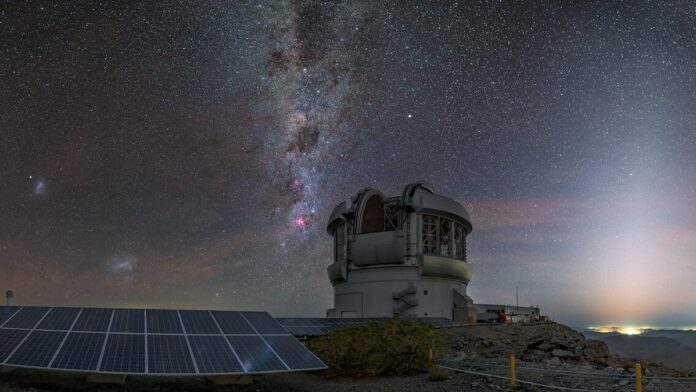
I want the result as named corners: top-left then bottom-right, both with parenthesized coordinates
top-left (422, 215), bottom-right (438, 254)
top-left (439, 218), bottom-right (452, 256)
top-left (384, 202), bottom-right (401, 231)
top-left (421, 214), bottom-right (466, 260)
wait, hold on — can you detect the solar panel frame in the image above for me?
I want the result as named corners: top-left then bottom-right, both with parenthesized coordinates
top-left (2, 307), bottom-right (50, 329)
top-left (46, 307), bottom-right (84, 368)
top-left (277, 317), bottom-right (453, 337)
top-left (110, 309), bottom-right (145, 333)
top-left (179, 310), bottom-right (220, 334)
top-left (72, 308), bottom-right (113, 332)
top-left (176, 310), bottom-right (199, 373)
top-left (264, 335), bottom-right (325, 370)
top-left (210, 311), bottom-right (255, 334)
top-left (36, 307), bottom-right (81, 331)
top-left (225, 335), bottom-right (287, 372)
top-left (147, 334), bottom-right (196, 374)
top-left (187, 335), bottom-right (245, 374)
top-left (5, 330), bottom-right (67, 367)
top-left (0, 307), bottom-right (21, 327)
top-left (146, 309), bottom-right (183, 334)
top-left (0, 328), bottom-right (30, 363)
top-left (99, 333), bottom-right (146, 374)
top-left (50, 332), bottom-right (106, 371)
top-left (276, 317), bottom-right (369, 336)
top-left (144, 309), bottom-right (149, 373)
top-left (0, 306), bottom-right (326, 376)
top-left (241, 312), bottom-right (287, 334)
top-left (179, 310), bottom-right (220, 335)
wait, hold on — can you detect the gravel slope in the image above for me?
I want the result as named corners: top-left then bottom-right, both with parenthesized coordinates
top-left (2, 322), bottom-right (694, 391)
top-left (0, 369), bottom-right (519, 392)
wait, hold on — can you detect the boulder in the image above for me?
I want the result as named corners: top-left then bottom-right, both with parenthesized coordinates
top-left (545, 357), bottom-right (561, 365)
top-left (552, 349), bottom-right (575, 358)
top-left (583, 339), bottom-right (609, 365)
top-left (521, 349), bottom-right (547, 362)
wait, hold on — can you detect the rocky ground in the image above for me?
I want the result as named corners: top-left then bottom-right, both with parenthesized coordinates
top-left (0, 370), bottom-right (524, 392)
top-left (1, 321), bottom-right (695, 391)
top-left (439, 321), bottom-right (695, 391)
top-left (444, 322), bottom-right (673, 371)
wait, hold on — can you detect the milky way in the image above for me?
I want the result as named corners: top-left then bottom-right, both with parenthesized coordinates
top-left (262, 2), bottom-right (370, 236)
top-left (0, 1), bottom-right (695, 327)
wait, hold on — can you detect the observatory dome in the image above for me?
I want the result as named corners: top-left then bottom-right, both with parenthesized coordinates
top-left (326, 183), bottom-right (476, 322)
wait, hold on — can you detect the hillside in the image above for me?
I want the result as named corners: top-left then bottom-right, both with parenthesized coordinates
top-left (0, 321), bottom-right (693, 391)
top-left (590, 333), bottom-right (696, 372)
top-left (445, 322), bottom-right (610, 365)
top-left (642, 329), bottom-right (696, 350)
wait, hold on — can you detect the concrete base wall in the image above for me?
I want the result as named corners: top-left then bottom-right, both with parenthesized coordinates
top-left (329, 266), bottom-right (469, 319)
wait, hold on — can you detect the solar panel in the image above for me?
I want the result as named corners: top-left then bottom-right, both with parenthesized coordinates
top-left (147, 335), bottom-right (196, 374)
top-left (3, 307), bottom-right (50, 329)
top-left (277, 317), bottom-right (454, 337)
top-left (146, 309), bottom-right (182, 334)
top-left (179, 310), bottom-right (219, 334)
top-left (211, 311), bottom-right (255, 334)
top-left (37, 307), bottom-right (81, 331)
top-left (110, 309), bottom-right (144, 333)
top-left (293, 326), bottom-right (330, 336)
top-left (276, 317), bottom-right (367, 336)
top-left (226, 336), bottom-right (286, 372)
top-left (0, 307), bottom-right (20, 326)
top-left (0, 306), bottom-right (326, 376)
top-left (264, 335), bottom-right (325, 370)
top-left (99, 333), bottom-right (146, 373)
top-left (242, 312), bottom-right (287, 334)
top-left (0, 328), bottom-right (29, 362)
top-left (188, 335), bottom-right (244, 374)
top-left (6, 330), bottom-right (66, 367)
top-left (50, 332), bottom-right (105, 371)
top-left (73, 308), bottom-right (112, 332)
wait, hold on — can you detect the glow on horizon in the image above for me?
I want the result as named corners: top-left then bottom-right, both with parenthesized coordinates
top-left (573, 118), bottom-right (695, 326)
top-left (589, 325), bottom-right (696, 334)
top-left (589, 326), bottom-right (646, 335)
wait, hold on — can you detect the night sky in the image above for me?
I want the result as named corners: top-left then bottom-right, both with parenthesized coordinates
top-left (1, 2), bottom-right (695, 328)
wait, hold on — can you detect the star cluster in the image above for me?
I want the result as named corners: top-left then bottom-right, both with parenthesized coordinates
top-left (0, 1), bottom-right (695, 327)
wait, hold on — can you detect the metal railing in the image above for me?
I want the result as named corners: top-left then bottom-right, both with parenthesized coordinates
top-left (436, 357), bottom-right (696, 391)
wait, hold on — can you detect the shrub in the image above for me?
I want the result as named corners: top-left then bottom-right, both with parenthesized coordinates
top-left (308, 318), bottom-right (445, 377)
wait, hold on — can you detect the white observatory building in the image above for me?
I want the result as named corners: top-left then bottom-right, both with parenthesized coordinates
top-left (326, 183), bottom-right (476, 322)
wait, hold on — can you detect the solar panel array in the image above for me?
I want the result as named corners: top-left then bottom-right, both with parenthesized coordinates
top-left (276, 318), bottom-right (384, 336)
top-left (0, 306), bottom-right (325, 376)
top-left (277, 317), bottom-right (454, 336)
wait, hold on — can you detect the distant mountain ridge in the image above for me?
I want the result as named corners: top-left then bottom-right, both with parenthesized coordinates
top-left (581, 329), bottom-right (696, 371)
top-left (642, 329), bottom-right (696, 349)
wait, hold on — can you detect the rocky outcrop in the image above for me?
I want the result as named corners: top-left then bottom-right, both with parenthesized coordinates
top-left (447, 321), bottom-right (610, 366)
top-left (584, 339), bottom-right (610, 363)
top-left (444, 321), bottom-right (694, 380)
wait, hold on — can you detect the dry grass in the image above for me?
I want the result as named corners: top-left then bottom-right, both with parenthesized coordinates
top-left (308, 318), bottom-right (445, 378)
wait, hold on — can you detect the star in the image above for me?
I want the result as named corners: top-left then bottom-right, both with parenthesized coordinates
top-left (0, 1), bottom-right (693, 327)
